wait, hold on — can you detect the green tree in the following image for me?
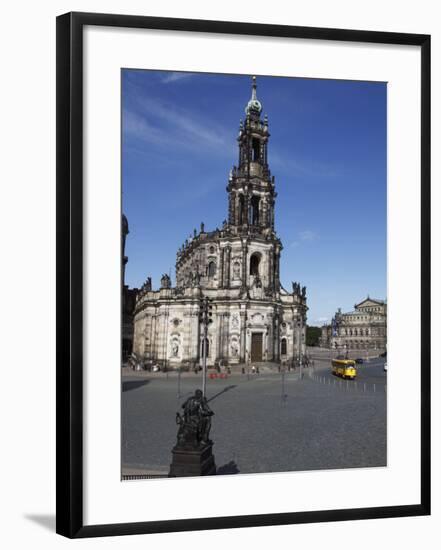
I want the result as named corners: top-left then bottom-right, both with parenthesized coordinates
top-left (306, 326), bottom-right (321, 347)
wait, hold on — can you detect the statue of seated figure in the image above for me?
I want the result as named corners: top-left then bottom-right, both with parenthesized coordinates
top-left (175, 389), bottom-right (214, 449)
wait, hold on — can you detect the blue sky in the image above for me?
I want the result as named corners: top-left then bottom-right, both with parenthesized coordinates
top-left (122, 70), bottom-right (387, 326)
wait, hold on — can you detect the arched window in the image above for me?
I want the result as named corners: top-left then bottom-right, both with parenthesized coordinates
top-left (208, 261), bottom-right (216, 278)
top-left (238, 195), bottom-right (245, 225)
top-left (281, 338), bottom-right (287, 355)
top-left (252, 138), bottom-right (260, 161)
top-left (250, 195), bottom-right (260, 225)
top-left (250, 253), bottom-right (260, 276)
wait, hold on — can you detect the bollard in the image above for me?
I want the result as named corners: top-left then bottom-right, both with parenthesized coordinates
top-left (364, 383), bottom-right (366, 392)
top-left (374, 383), bottom-right (376, 393)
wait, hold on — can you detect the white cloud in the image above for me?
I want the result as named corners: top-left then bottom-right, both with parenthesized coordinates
top-left (270, 149), bottom-right (344, 180)
top-left (290, 230), bottom-right (318, 248)
top-left (123, 84), bottom-right (232, 155)
top-left (123, 109), bottom-right (171, 146)
top-left (161, 72), bottom-right (193, 84)
top-left (139, 96), bottom-right (227, 147)
top-left (299, 230), bottom-right (318, 242)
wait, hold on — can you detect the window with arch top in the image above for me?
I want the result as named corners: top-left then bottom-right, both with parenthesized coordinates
top-left (250, 195), bottom-right (260, 225)
top-left (238, 194), bottom-right (245, 225)
top-left (252, 137), bottom-right (260, 161)
top-left (281, 338), bottom-right (287, 355)
top-left (249, 253), bottom-right (260, 276)
top-left (208, 261), bottom-right (216, 278)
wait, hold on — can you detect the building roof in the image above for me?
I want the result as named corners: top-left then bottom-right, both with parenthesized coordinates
top-left (355, 297), bottom-right (386, 308)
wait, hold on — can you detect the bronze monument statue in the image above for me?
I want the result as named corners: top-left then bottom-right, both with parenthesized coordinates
top-left (169, 389), bottom-right (216, 476)
top-left (175, 389), bottom-right (214, 449)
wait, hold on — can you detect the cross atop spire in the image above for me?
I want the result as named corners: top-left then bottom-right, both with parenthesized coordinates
top-left (251, 75), bottom-right (257, 100)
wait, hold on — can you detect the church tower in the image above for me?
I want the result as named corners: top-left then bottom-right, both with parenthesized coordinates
top-left (225, 76), bottom-right (282, 296)
top-left (228, 76), bottom-right (276, 233)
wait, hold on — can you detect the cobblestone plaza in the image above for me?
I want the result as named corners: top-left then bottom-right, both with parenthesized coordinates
top-left (122, 356), bottom-right (386, 477)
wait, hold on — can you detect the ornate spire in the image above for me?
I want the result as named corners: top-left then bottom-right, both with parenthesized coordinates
top-left (245, 75), bottom-right (262, 115)
top-left (251, 75), bottom-right (257, 100)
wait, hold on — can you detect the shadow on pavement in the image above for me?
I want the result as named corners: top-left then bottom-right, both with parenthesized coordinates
top-left (207, 385), bottom-right (237, 403)
top-left (122, 380), bottom-right (151, 392)
top-left (24, 514), bottom-right (55, 532)
top-left (217, 461), bottom-right (240, 475)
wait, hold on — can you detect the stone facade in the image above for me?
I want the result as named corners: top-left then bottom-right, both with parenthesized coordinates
top-left (132, 77), bottom-right (307, 368)
top-left (320, 297), bottom-right (387, 351)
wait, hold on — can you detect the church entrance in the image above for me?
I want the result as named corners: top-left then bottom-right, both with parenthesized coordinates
top-left (251, 332), bottom-right (263, 362)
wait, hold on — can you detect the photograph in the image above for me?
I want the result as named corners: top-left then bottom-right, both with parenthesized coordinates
top-left (121, 70), bottom-right (387, 479)
top-left (0, 0), bottom-right (434, 545)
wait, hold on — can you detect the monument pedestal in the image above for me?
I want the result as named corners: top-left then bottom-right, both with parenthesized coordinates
top-left (169, 443), bottom-right (216, 477)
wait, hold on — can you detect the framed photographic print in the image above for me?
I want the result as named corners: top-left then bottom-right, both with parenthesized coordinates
top-left (56, 11), bottom-right (430, 538)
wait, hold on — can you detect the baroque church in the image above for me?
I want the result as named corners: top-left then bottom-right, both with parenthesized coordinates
top-left (132, 77), bottom-right (307, 368)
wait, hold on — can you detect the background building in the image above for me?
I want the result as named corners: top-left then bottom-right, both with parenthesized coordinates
top-left (122, 214), bottom-right (138, 361)
top-left (132, 78), bottom-right (307, 368)
top-left (320, 297), bottom-right (387, 352)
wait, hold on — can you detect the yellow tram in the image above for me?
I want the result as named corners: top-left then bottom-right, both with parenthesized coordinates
top-left (331, 359), bottom-right (357, 380)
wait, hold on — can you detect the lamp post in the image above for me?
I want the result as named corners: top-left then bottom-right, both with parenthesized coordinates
top-left (297, 314), bottom-right (303, 380)
top-left (199, 296), bottom-right (213, 397)
top-left (177, 366), bottom-right (182, 399)
top-left (202, 321), bottom-right (208, 397)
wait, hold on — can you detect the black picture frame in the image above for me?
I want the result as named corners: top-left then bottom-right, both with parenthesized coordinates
top-left (56, 11), bottom-right (431, 539)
